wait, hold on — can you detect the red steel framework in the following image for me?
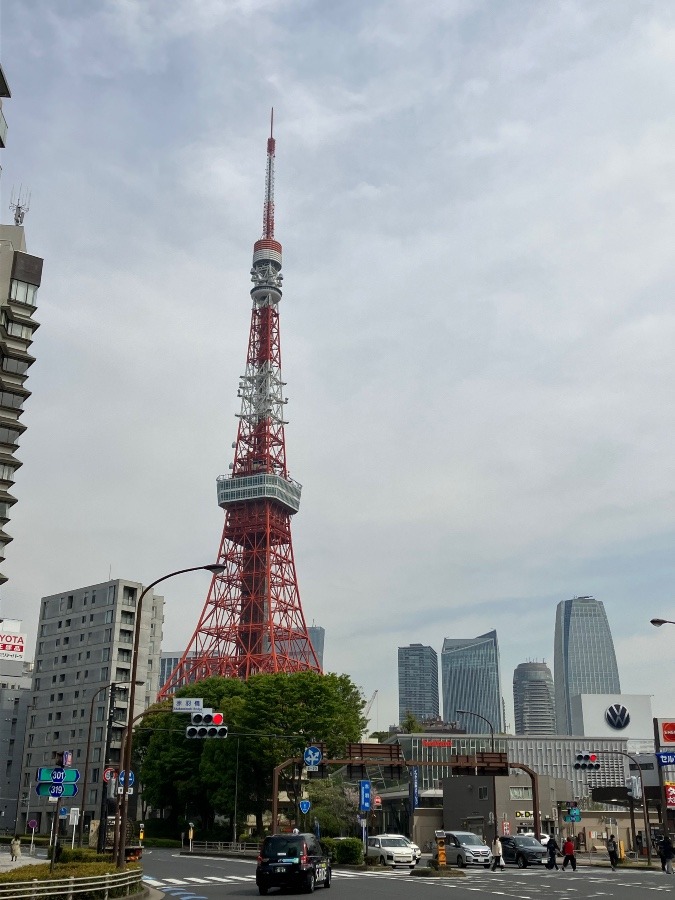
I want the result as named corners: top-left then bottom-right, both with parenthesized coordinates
top-left (159, 114), bottom-right (320, 696)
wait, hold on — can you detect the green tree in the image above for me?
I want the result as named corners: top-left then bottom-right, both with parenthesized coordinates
top-left (306, 778), bottom-right (358, 837)
top-left (137, 672), bottom-right (366, 835)
top-left (400, 711), bottom-right (422, 733)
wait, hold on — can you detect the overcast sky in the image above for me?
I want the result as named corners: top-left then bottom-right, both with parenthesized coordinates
top-left (1, 0), bottom-right (674, 732)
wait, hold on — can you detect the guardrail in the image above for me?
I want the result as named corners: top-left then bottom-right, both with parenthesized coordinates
top-left (187, 840), bottom-right (259, 853)
top-left (0, 868), bottom-right (142, 898)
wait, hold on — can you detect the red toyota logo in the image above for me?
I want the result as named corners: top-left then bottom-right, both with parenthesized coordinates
top-left (662, 722), bottom-right (675, 743)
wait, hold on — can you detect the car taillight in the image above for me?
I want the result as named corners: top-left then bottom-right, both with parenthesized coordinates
top-left (301, 853), bottom-right (308, 864)
top-left (257, 854), bottom-right (265, 862)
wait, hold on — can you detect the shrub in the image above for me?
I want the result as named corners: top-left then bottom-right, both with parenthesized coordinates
top-left (320, 837), bottom-right (363, 865)
top-left (143, 837), bottom-right (182, 848)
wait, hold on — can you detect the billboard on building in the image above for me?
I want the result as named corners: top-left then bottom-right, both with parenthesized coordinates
top-left (0, 631), bottom-right (26, 660)
top-left (569, 694), bottom-right (653, 739)
top-left (657, 720), bottom-right (675, 746)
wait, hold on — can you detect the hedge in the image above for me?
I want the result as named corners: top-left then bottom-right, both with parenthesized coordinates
top-left (321, 837), bottom-right (363, 865)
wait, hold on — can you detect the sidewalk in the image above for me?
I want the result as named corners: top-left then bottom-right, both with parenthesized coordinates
top-left (0, 846), bottom-right (47, 874)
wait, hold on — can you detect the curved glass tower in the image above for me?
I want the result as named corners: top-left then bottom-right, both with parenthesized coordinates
top-left (513, 661), bottom-right (556, 735)
top-left (441, 630), bottom-right (503, 732)
top-left (554, 596), bottom-right (620, 735)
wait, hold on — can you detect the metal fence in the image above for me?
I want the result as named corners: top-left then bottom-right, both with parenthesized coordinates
top-left (187, 840), bottom-right (259, 854)
top-left (0, 868), bottom-right (142, 899)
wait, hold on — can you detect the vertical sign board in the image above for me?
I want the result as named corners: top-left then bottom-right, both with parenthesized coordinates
top-left (408, 766), bottom-right (419, 812)
top-left (359, 780), bottom-right (371, 812)
top-left (665, 783), bottom-right (675, 809)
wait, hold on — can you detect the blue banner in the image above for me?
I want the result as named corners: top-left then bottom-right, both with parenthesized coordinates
top-left (409, 766), bottom-right (419, 811)
top-left (359, 779), bottom-right (371, 812)
top-left (656, 752), bottom-right (675, 767)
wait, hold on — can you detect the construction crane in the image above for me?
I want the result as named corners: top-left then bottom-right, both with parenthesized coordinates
top-left (362, 690), bottom-right (378, 738)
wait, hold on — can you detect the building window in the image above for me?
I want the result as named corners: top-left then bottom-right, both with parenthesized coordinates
top-left (509, 786), bottom-right (533, 801)
top-left (100, 667), bottom-right (109, 681)
top-left (10, 278), bottom-right (38, 306)
top-left (94, 727), bottom-right (103, 741)
top-left (57, 693), bottom-right (63, 701)
top-left (105, 609), bottom-right (113, 624)
top-left (93, 747), bottom-right (101, 762)
top-left (478, 786), bottom-right (488, 800)
top-left (87, 788), bottom-right (97, 804)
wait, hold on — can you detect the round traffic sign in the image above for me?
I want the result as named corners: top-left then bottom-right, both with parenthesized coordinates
top-left (59, 806), bottom-right (68, 818)
top-left (303, 746), bottom-right (322, 767)
top-left (103, 767), bottom-right (116, 783)
top-left (28, 819), bottom-right (37, 830)
top-left (118, 770), bottom-right (135, 786)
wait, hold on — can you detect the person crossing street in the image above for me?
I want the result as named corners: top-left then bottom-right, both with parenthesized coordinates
top-left (561, 836), bottom-right (577, 871)
top-left (607, 834), bottom-right (619, 871)
top-left (546, 835), bottom-right (560, 870)
top-left (491, 836), bottom-right (503, 871)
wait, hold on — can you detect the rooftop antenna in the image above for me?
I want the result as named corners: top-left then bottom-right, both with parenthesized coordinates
top-left (9, 186), bottom-right (30, 226)
top-left (262, 107), bottom-right (275, 239)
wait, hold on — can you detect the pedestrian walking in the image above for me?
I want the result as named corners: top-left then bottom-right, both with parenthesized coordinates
top-left (545, 835), bottom-right (560, 870)
top-left (662, 834), bottom-right (674, 875)
top-left (607, 834), bottom-right (619, 870)
top-left (491, 836), bottom-right (503, 871)
top-left (561, 836), bottom-right (576, 871)
top-left (10, 835), bottom-right (21, 862)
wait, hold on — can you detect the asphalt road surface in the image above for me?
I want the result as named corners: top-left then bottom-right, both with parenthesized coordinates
top-left (142, 848), bottom-right (675, 898)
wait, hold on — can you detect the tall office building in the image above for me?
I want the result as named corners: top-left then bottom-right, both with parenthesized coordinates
top-left (159, 650), bottom-right (195, 690)
top-left (554, 596), bottom-right (620, 735)
top-left (513, 661), bottom-right (556, 735)
top-left (308, 626), bottom-right (325, 670)
top-left (0, 62), bottom-right (44, 589)
top-left (398, 643), bottom-right (439, 724)
top-left (19, 580), bottom-right (164, 834)
top-left (441, 631), bottom-right (503, 732)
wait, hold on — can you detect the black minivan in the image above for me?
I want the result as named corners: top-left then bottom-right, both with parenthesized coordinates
top-left (256, 832), bottom-right (331, 894)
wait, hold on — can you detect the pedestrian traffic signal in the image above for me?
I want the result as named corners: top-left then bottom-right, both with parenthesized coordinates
top-left (625, 775), bottom-right (641, 799)
top-left (574, 751), bottom-right (600, 770)
top-left (186, 711), bottom-right (228, 739)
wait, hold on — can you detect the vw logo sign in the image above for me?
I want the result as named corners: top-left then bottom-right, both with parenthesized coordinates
top-left (605, 704), bottom-right (630, 729)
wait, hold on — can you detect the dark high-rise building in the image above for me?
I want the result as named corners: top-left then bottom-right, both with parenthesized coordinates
top-left (441, 631), bottom-right (503, 733)
top-left (554, 596), bottom-right (620, 735)
top-left (398, 643), bottom-right (439, 724)
top-left (513, 661), bottom-right (556, 735)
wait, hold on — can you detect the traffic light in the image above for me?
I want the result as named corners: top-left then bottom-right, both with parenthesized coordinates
top-left (625, 776), bottom-right (641, 799)
top-left (574, 751), bottom-right (600, 770)
top-left (185, 710), bottom-right (228, 739)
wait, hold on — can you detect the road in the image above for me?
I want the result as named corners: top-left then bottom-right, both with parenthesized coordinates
top-left (142, 848), bottom-right (675, 898)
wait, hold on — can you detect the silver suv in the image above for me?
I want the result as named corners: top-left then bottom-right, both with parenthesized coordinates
top-left (444, 831), bottom-right (492, 868)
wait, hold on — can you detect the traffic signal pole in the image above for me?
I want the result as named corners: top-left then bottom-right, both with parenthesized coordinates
top-left (588, 749), bottom-right (651, 865)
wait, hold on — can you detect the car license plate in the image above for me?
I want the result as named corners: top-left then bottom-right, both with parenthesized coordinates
top-left (275, 866), bottom-right (286, 873)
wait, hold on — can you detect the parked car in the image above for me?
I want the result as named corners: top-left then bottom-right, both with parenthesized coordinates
top-left (366, 835), bottom-right (416, 868)
top-left (380, 833), bottom-right (421, 864)
top-left (444, 831), bottom-right (492, 868)
top-left (500, 834), bottom-right (547, 867)
top-left (256, 832), bottom-right (331, 895)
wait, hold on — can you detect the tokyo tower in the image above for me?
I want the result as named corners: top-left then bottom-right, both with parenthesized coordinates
top-left (159, 114), bottom-right (321, 696)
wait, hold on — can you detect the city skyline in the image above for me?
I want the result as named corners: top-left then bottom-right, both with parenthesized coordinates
top-left (0, 4), bottom-right (674, 731)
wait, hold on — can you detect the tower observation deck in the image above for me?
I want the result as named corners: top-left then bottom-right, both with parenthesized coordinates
top-left (159, 115), bottom-right (321, 695)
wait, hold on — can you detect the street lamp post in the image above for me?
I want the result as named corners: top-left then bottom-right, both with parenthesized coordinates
top-left (78, 680), bottom-right (142, 848)
top-left (457, 709), bottom-right (498, 840)
top-left (651, 617), bottom-right (675, 840)
top-left (456, 709), bottom-right (495, 752)
top-left (116, 564), bottom-right (225, 868)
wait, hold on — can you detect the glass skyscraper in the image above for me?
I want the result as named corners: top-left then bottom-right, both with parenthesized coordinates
top-left (398, 643), bottom-right (439, 724)
top-left (513, 661), bottom-right (556, 735)
top-left (441, 631), bottom-right (503, 732)
top-left (554, 596), bottom-right (621, 735)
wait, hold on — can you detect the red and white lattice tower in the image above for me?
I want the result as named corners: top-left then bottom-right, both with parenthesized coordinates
top-left (159, 114), bottom-right (321, 696)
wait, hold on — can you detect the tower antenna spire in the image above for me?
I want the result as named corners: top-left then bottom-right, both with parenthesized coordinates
top-left (263, 107), bottom-right (275, 239)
